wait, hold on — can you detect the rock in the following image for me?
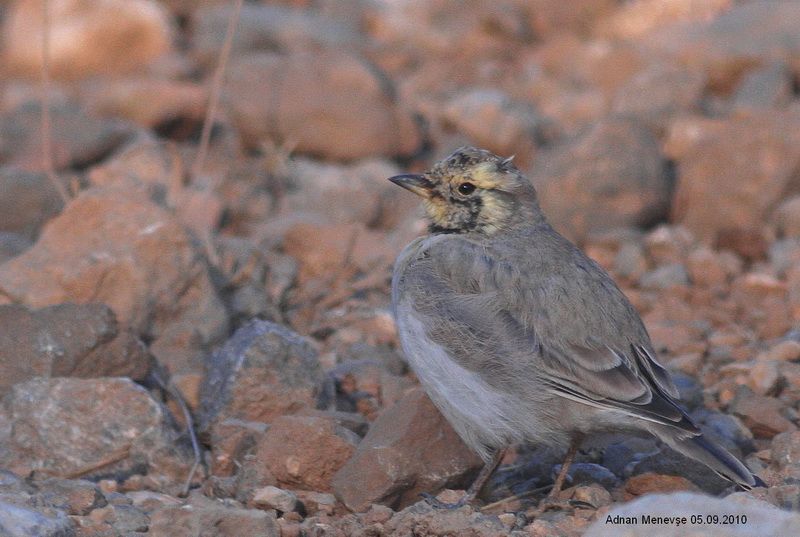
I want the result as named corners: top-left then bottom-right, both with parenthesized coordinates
top-left (0, 102), bottom-right (133, 173)
top-left (572, 484), bottom-right (612, 508)
top-left (0, 186), bottom-right (228, 375)
top-left (3, 0), bottom-right (173, 79)
top-left (611, 62), bottom-right (705, 132)
top-left (729, 386), bottom-right (797, 439)
top-left (384, 501), bottom-right (508, 537)
top-left (561, 463), bottom-right (619, 490)
top-left (585, 492), bottom-right (800, 537)
top-left (0, 232), bottom-right (31, 264)
top-left (731, 62), bottom-right (793, 113)
top-left (199, 320), bottom-right (323, 431)
top-left (0, 377), bottom-right (189, 481)
top-left (439, 89), bottom-right (548, 168)
top-left (282, 222), bottom-right (394, 285)
top-left (748, 360), bottom-right (780, 396)
top-left (192, 3), bottom-right (360, 65)
top-left (332, 388), bottom-right (483, 512)
top-left (639, 264), bottom-right (689, 290)
top-left (251, 415), bottom-right (358, 493)
top-left (279, 157), bottom-right (419, 231)
top-left (0, 169), bottom-right (64, 241)
top-left (534, 118), bottom-right (670, 243)
top-left (148, 495), bottom-right (279, 537)
top-left (643, 225), bottom-right (695, 266)
top-left (251, 486), bottom-right (297, 513)
top-left (624, 472), bottom-right (699, 498)
top-left (227, 50), bottom-right (420, 160)
top-left (687, 246), bottom-right (729, 288)
top-left (646, 1), bottom-right (800, 93)
top-left (0, 501), bottom-right (74, 537)
top-left (209, 419), bottom-right (268, 478)
top-left (759, 340), bottom-right (800, 362)
top-left (773, 196), bottom-right (800, 239)
top-left (295, 491), bottom-right (337, 516)
top-left (667, 110), bottom-right (800, 245)
top-left (595, 0), bottom-right (732, 40)
top-left (0, 303), bottom-right (151, 397)
top-left (84, 78), bottom-right (207, 129)
top-left (33, 478), bottom-right (105, 516)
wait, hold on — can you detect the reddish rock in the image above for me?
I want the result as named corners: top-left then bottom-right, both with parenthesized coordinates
top-left (282, 222), bottom-right (394, 285)
top-left (595, 0), bottom-right (732, 40)
top-left (227, 50), bottom-right (420, 160)
top-left (668, 110), bottom-right (800, 245)
top-left (534, 118), bottom-right (670, 243)
top-left (0, 377), bottom-right (189, 480)
top-left (208, 419), bottom-right (268, 477)
top-left (687, 246), bottom-right (729, 288)
top-left (253, 415), bottom-right (358, 493)
top-left (198, 320), bottom-right (322, 432)
top-left (0, 186), bottom-right (228, 375)
top-left (3, 0), bottom-right (173, 79)
top-left (332, 388), bottom-right (483, 512)
top-left (0, 303), bottom-right (151, 397)
top-left (623, 472), bottom-right (699, 499)
top-left (729, 386), bottom-right (797, 438)
top-left (0, 102), bottom-right (133, 173)
top-left (84, 78), bottom-right (207, 129)
top-left (758, 340), bottom-right (800, 363)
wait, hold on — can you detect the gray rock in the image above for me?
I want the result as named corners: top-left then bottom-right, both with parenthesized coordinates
top-left (0, 169), bottom-right (63, 241)
top-left (584, 492), bottom-right (800, 537)
top-left (0, 377), bottom-right (189, 481)
top-left (0, 501), bottom-right (74, 537)
top-left (534, 118), bottom-right (671, 243)
top-left (199, 320), bottom-right (323, 432)
top-left (0, 102), bottom-right (133, 173)
top-left (0, 303), bottom-right (152, 397)
top-left (639, 264), bottom-right (689, 290)
top-left (559, 463), bottom-right (619, 490)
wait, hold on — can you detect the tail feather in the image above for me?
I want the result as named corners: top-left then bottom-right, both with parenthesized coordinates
top-left (668, 434), bottom-right (763, 490)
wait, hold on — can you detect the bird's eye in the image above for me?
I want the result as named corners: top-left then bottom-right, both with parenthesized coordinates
top-left (457, 182), bottom-right (476, 195)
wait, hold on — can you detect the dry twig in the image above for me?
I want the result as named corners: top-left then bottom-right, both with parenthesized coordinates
top-left (40, 0), bottom-right (69, 204)
top-left (191, 0), bottom-right (243, 180)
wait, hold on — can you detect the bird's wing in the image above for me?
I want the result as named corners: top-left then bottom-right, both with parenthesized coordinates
top-left (393, 234), bottom-right (697, 434)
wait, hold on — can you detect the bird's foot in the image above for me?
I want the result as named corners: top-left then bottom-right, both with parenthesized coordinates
top-left (523, 497), bottom-right (585, 519)
top-left (420, 492), bottom-right (471, 510)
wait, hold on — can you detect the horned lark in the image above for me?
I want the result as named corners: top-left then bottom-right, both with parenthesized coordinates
top-left (389, 146), bottom-right (762, 510)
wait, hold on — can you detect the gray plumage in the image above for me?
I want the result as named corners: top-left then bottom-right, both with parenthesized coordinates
top-left (390, 146), bottom-right (760, 490)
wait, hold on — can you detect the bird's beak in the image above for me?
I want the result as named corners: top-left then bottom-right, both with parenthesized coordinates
top-left (388, 174), bottom-right (434, 199)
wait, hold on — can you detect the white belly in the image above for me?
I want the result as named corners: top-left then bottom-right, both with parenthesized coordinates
top-left (395, 306), bottom-right (525, 460)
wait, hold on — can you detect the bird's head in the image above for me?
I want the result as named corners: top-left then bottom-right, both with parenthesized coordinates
top-left (389, 146), bottom-right (544, 235)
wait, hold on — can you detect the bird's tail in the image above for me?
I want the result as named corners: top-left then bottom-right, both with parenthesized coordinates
top-left (664, 433), bottom-right (765, 489)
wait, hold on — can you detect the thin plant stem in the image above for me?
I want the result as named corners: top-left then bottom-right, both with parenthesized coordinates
top-left (191, 0), bottom-right (243, 180)
top-left (40, 0), bottom-right (69, 203)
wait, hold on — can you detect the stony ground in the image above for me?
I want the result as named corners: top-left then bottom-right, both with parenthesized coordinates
top-left (1, 0), bottom-right (800, 536)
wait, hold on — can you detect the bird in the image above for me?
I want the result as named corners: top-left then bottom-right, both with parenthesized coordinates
top-left (388, 146), bottom-right (763, 511)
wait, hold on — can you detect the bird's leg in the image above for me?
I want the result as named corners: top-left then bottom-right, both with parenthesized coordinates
top-left (423, 447), bottom-right (506, 510)
top-left (523, 435), bottom-right (583, 519)
top-left (548, 437), bottom-right (579, 501)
